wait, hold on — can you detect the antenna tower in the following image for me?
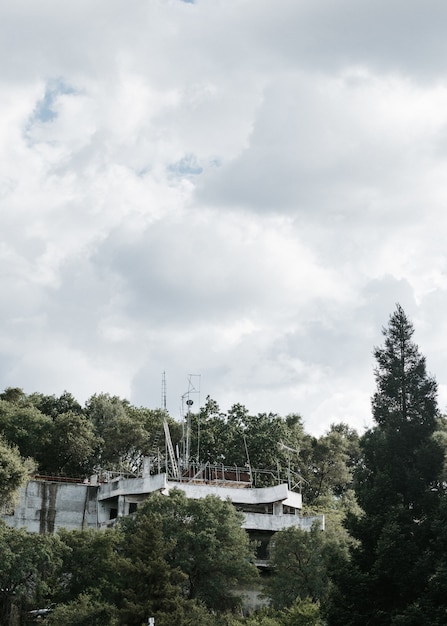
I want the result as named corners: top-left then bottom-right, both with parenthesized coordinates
top-left (161, 371), bottom-right (167, 411)
top-left (181, 374), bottom-right (201, 466)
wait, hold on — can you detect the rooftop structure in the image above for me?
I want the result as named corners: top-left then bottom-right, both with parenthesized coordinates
top-left (4, 464), bottom-right (323, 539)
top-left (3, 410), bottom-right (324, 568)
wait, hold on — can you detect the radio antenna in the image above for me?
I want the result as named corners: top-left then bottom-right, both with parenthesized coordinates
top-left (161, 371), bottom-right (167, 411)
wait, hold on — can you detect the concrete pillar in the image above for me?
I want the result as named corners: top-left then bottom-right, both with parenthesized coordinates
top-left (143, 457), bottom-right (151, 476)
top-left (273, 501), bottom-right (283, 516)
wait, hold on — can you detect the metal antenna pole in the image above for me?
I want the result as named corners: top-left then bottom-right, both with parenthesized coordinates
top-left (163, 416), bottom-right (180, 479)
top-left (161, 371), bottom-right (167, 411)
top-left (279, 442), bottom-right (301, 491)
top-left (243, 434), bottom-right (253, 486)
top-left (181, 375), bottom-right (201, 467)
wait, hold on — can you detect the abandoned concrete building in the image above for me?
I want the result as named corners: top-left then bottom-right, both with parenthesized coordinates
top-left (3, 411), bottom-right (324, 573)
top-left (3, 467), bottom-right (323, 562)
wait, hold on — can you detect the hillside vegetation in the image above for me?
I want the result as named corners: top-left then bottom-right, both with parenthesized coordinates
top-left (1, 305), bottom-right (447, 625)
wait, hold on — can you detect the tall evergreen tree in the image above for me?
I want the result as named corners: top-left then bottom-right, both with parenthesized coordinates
top-left (327, 305), bottom-right (445, 626)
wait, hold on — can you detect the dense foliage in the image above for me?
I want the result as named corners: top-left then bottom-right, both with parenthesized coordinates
top-left (0, 436), bottom-right (32, 511)
top-left (0, 389), bottom-right (183, 478)
top-left (266, 521), bottom-right (346, 610)
top-left (0, 524), bottom-right (63, 623)
top-left (1, 490), bottom-right (257, 625)
top-left (189, 398), bottom-right (361, 510)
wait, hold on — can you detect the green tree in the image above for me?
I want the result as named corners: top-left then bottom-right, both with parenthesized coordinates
top-left (0, 400), bottom-right (52, 463)
top-left (0, 522), bottom-right (63, 623)
top-left (51, 521), bottom-right (231, 626)
top-left (85, 393), bottom-right (129, 466)
top-left (414, 494), bottom-right (447, 625)
top-left (40, 411), bottom-right (97, 476)
top-left (116, 507), bottom-right (192, 625)
top-left (267, 522), bottom-right (341, 610)
top-left (328, 305), bottom-right (445, 625)
top-left (47, 593), bottom-right (118, 626)
top-left (190, 398), bottom-right (307, 487)
top-left (0, 436), bottom-right (32, 510)
top-left (119, 490), bottom-right (258, 614)
top-left (55, 528), bottom-right (121, 605)
top-left (0, 387), bottom-right (27, 404)
top-left (189, 399), bottom-right (245, 466)
top-left (300, 424), bottom-right (360, 508)
top-left (244, 412), bottom-right (302, 486)
top-left (281, 598), bottom-right (324, 626)
top-left (0, 389), bottom-right (97, 477)
top-left (0, 394), bottom-right (98, 478)
top-left (29, 391), bottom-right (83, 419)
top-left (85, 394), bottom-right (170, 473)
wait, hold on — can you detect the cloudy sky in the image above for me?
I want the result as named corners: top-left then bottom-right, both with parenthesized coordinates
top-left (2, 0), bottom-right (447, 435)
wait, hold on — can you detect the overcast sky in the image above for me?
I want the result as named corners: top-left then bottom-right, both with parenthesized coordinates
top-left (2, 0), bottom-right (447, 435)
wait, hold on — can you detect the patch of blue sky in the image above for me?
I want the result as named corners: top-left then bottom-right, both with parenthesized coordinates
top-left (168, 154), bottom-right (203, 178)
top-left (29, 78), bottom-right (77, 125)
top-left (208, 156), bottom-right (222, 168)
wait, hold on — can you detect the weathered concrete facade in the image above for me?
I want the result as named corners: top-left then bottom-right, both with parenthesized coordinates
top-left (3, 473), bottom-right (324, 539)
top-left (4, 479), bottom-right (98, 533)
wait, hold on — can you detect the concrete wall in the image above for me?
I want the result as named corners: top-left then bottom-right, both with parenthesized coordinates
top-left (170, 481), bottom-right (302, 510)
top-left (3, 480), bottom-right (98, 533)
top-left (97, 475), bottom-right (302, 510)
top-left (242, 512), bottom-right (324, 532)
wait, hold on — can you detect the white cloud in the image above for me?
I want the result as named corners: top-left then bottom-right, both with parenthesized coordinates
top-left (0, 0), bottom-right (447, 436)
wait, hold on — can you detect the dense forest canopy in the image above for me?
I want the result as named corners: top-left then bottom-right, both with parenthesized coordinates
top-left (1, 305), bottom-right (447, 625)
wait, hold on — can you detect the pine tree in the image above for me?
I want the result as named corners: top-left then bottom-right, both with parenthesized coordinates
top-left (327, 305), bottom-right (445, 626)
top-left (360, 304), bottom-right (441, 515)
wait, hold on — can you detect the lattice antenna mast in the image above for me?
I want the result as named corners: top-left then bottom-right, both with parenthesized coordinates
top-left (279, 442), bottom-right (302, 492)
top-left (181, 374), bottom-right (201, 466)
top-left (159, 371), bottom-right (180, 479)
top-left (163, 417), bottom-right (180, 479)
top-left (161, 371), bottom-right (167, 411)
